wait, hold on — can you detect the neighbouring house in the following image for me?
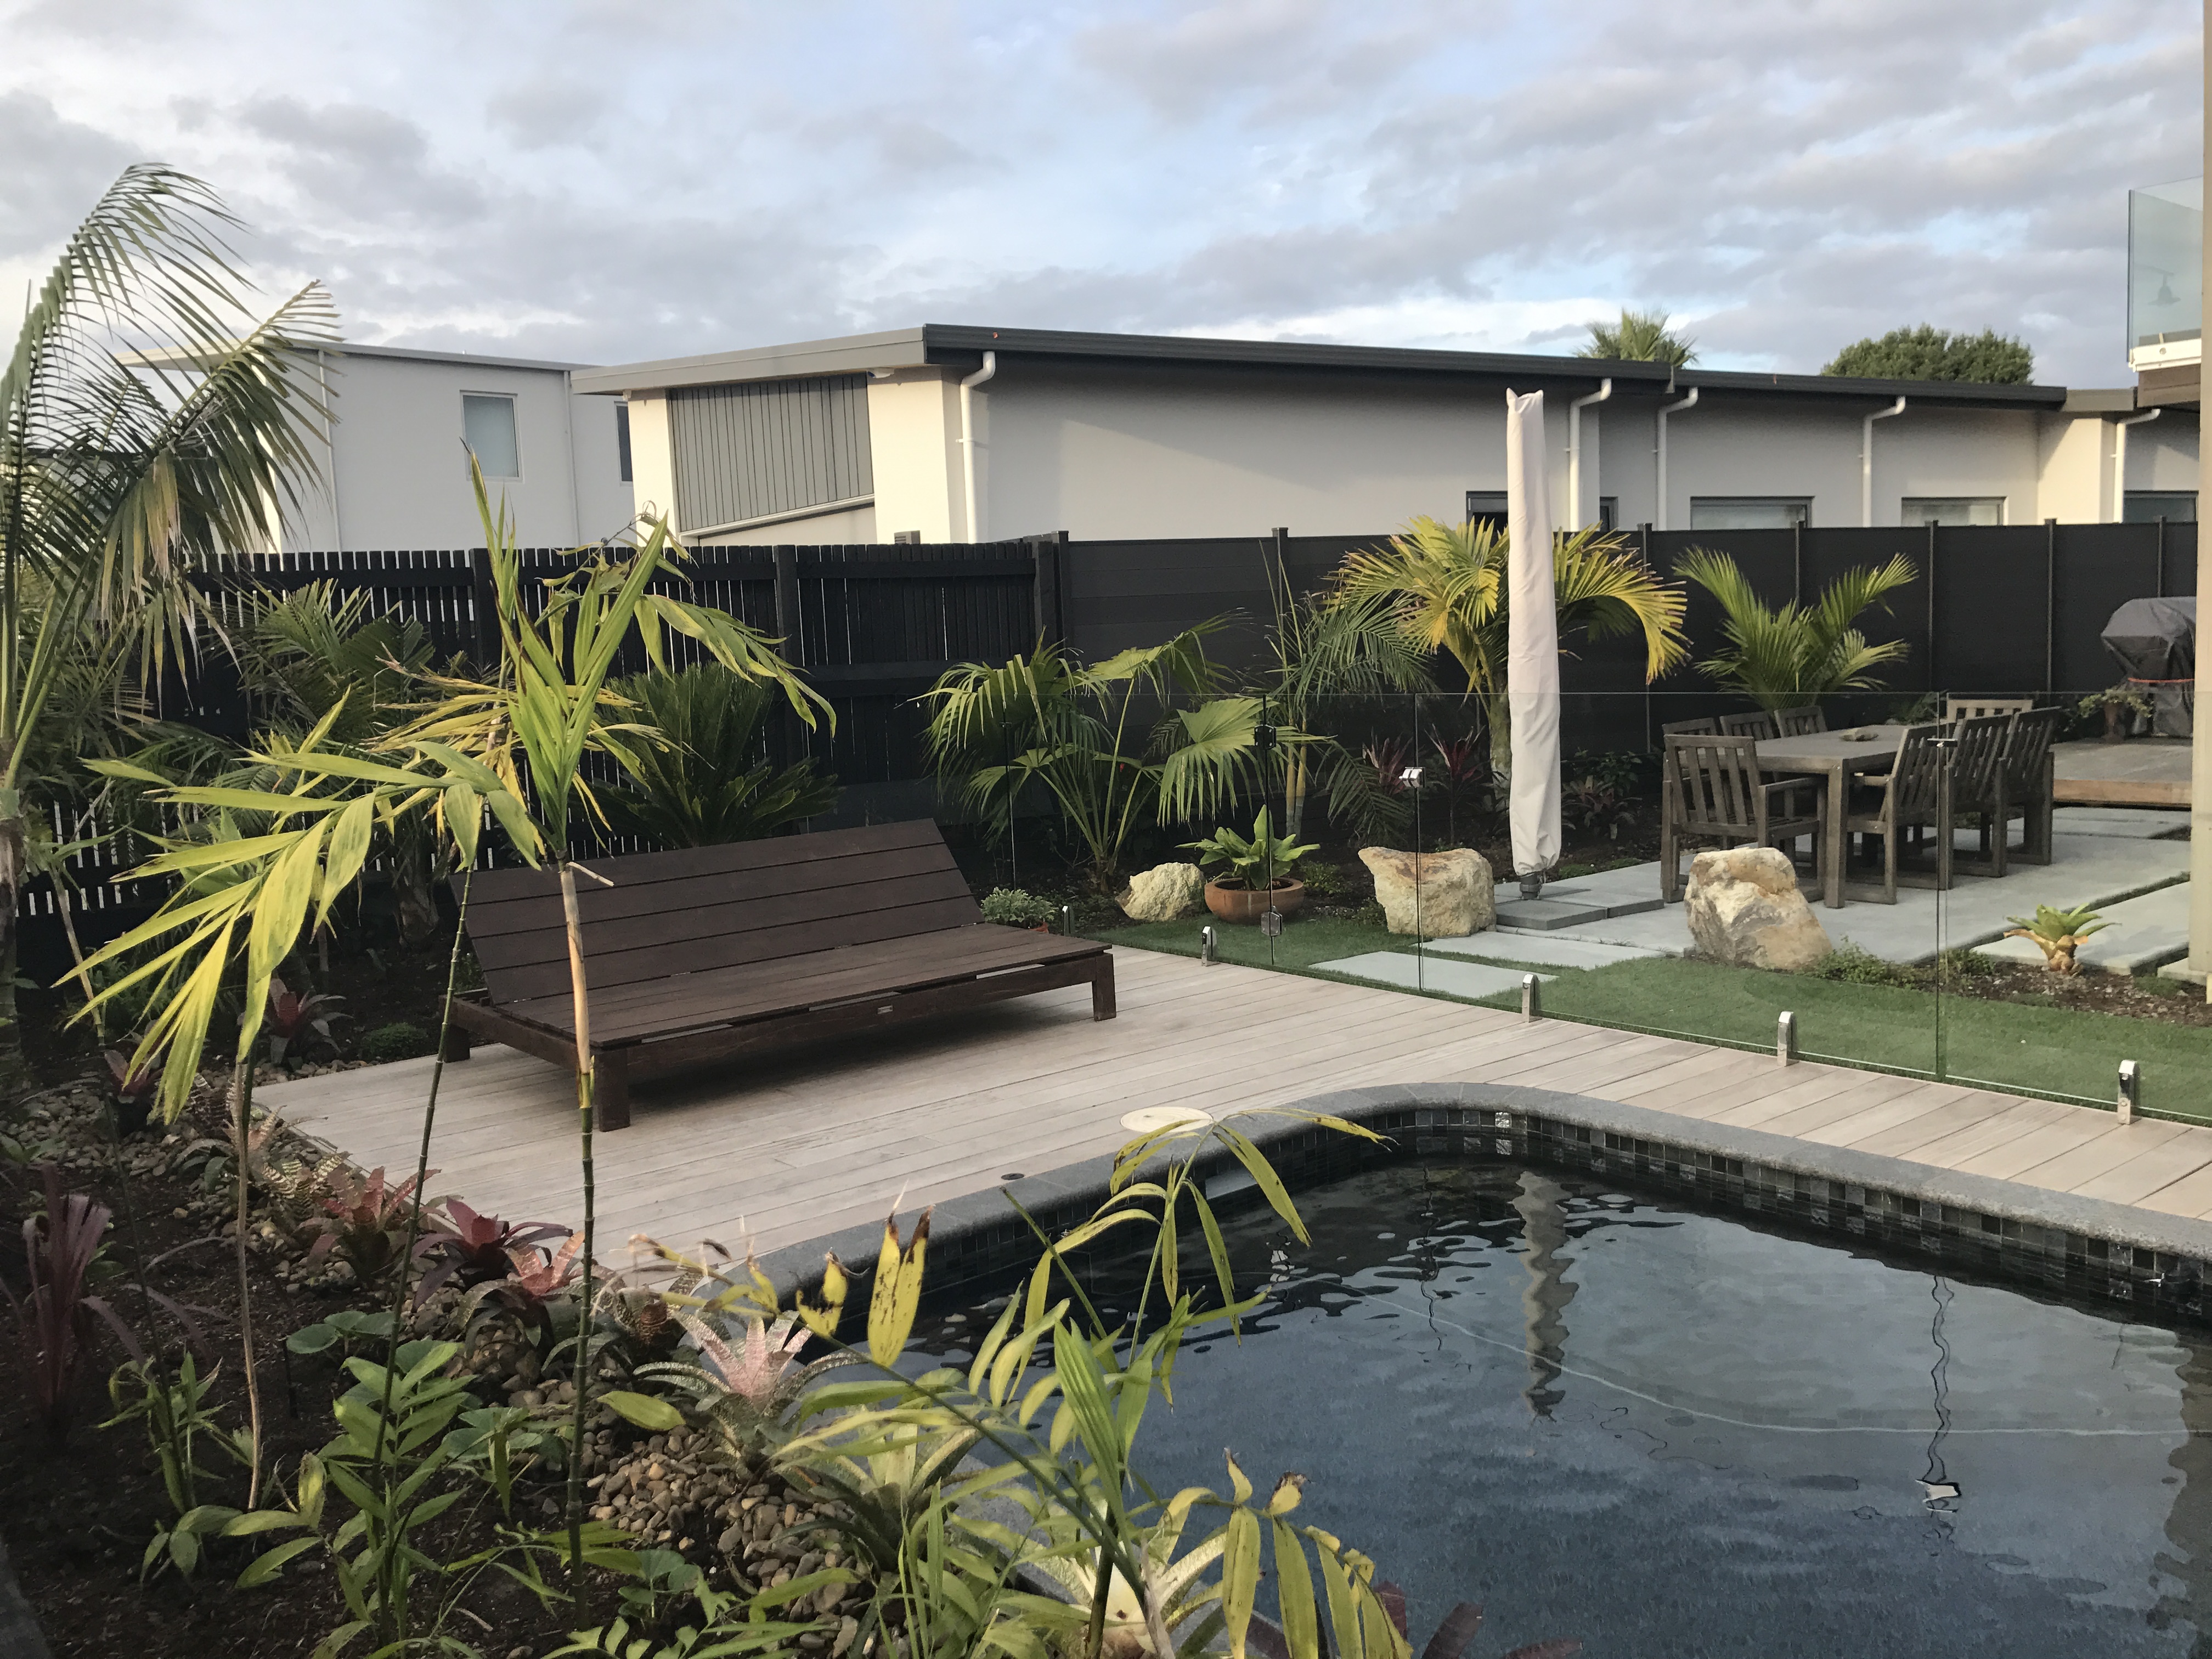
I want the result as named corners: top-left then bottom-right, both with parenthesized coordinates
top-left (572, 325), bottom-right (2201, 546)
top-left (273, 341), bottom-right (636, 552)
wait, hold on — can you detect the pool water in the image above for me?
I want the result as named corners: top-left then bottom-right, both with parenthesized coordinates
top-left (910, 1161), bottom-right (2212, 1659)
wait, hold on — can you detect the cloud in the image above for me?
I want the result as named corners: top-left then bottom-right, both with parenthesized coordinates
top-left (0, 0), bottom-right (2197, 385)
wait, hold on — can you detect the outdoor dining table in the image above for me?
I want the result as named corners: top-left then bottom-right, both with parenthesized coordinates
top-left (1754, 723), bottom-right (1907, 909)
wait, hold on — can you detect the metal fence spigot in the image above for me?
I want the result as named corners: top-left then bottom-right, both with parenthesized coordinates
top-left (2119, 1059), bottom-right (2140, 1124)
top-left (1521, 973), bottom-right (1540, 1023)
top-left (1778, 1011), bottom-right (1798, 1066)
top-left (1200, 924), bottom-right (1217, 966)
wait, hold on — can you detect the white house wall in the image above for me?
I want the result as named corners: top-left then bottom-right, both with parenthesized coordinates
top-left (285, 352), bottom-right (634, 552)
top-left (2127, 414), bottom-right (2203, 492)
top-left (2035, 414), bottom-right (2111, 523)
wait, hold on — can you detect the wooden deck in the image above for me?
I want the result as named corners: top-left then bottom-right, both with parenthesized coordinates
top-left (2053, 737), bottom-right (2191, 806)
top-left (261, 947), bottom-right (2212, 1261)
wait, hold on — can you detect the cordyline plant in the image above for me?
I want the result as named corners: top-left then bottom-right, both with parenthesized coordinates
top-left (75, 459), bottom-right (827, 1612)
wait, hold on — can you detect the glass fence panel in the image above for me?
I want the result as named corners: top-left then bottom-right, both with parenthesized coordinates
top-left (1934, 686), bottom-right (2205, 1124)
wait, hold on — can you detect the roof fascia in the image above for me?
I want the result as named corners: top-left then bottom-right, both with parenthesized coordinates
top-left (572, 329), bottom-right (931, 395)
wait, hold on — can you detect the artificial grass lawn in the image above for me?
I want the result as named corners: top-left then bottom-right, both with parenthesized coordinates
top-left (1099, 916), bottom-right (2212, 1121)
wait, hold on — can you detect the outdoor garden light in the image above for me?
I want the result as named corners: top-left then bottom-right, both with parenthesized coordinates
top-left (1060, 903), bottom-right (1073, 936)
top-left (2119, 1059), bottom-right (2141, 1125)
top-left (1401, 766), bottom-right (1424, 784)
top-left (1777, 1011), bottom-right (1798, 1066)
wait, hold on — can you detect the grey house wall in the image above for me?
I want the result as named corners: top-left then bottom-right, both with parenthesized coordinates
top-left (283, 351), bottom-right (635, 552)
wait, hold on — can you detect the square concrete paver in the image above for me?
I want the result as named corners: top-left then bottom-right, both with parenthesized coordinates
top-left (1425, 932), bottom-right (1667, 970)
top-left (1308, 950), bottom-right (1554, 1001)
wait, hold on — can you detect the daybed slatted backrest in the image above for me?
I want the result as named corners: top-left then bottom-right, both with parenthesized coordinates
top-left (458, 821), bottom-right (983, 1006)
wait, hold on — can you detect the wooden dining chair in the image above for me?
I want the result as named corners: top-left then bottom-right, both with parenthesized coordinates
top-left (1945, 695), bottom-right (2033, 723)
top-left (1659, 717), bottom-right (1720, 737)
top-left (1774, 705), bottom-right (1827, 737)
top-left (1995, 706), bottom-right (2062, 866)
top-left (1840, 724), bottom-right (1951, 902)
top-left (1719, 710), bottom-right (1780, 741)
top-left (1660, 734), bottom-right (1825, 903)
top-left (1941, 714), bottom-right (2015, 877)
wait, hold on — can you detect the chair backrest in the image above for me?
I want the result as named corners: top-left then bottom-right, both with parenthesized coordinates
top-left (1659, 716), bottom-right (1719, 737)
top-left (458, 821), bottom-right (983, 1007)
top-left (1946, 696), bottom-right (2033, 723)
top-left (1887, 724), bottom-right (1950, 817)
top-left (1774, 705), bottom-right (1827, 737)
top-left (1719, 710), bottom-right (1779, 741)
top-left (2001, 706), bottom-right (2062, 792)
top-left (1666, 734), bottom-right (1765, 832)
top-left (1947, 713), bottom-right (2011, 800)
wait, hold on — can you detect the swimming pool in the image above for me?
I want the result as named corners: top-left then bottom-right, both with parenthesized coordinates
top-left (910, 1159), bottom-right (2212, 1659)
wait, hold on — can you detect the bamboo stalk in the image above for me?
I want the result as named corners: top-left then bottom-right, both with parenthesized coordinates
top-left (231, 1052), bottom-right (265, 1508)
top-left (558, 856), bottom-right (596, 1584)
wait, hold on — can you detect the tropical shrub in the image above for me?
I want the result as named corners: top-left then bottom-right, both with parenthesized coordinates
top-left (266, 975), bottom-right (344, 1065)
top-left (1676, 549), bottom-right (1917, 711)
top-left (2004, 904), bottom-right (2109, 975)
top-left (979, 887), bottom-right (1058, 928)
top-left (360, 1020), bottom-right (432, 1063)
top-left (599, 663), bottom-right (839, 848)
top-left (300, 1166), bottom-right (437, 1285)
top-left (412, 1200), bottom-right (570, 1301)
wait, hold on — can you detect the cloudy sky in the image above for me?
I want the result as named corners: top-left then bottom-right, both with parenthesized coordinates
top-left (1, 0), bottom-right (2200, 384)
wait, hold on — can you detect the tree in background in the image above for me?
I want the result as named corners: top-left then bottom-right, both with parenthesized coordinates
top-left (1822, 325), bottom-right (2033, 383)
top-left (0, 166), bottom-right (332, 1091)
top-left (1576, 308), bottom-right (1696, 366)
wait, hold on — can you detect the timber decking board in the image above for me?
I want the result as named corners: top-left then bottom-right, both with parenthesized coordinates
top-left (263, 945), bottom-right (2212, 1261)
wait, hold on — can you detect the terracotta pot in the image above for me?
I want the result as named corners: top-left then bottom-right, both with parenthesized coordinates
top-left (2102, 702), bottom-right (2128, 744)
top-left (1203, 878), bottom-right (1306, 924)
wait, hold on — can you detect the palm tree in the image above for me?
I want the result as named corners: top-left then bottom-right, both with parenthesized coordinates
top-left (1576, 308), bottom-right (1696, 366)
top-left (1675, 548), bottom-right (1917, 710)
top-left (1329, 516), bottom-right (1689, 781)
top-left (1, 165), bottom-right (333, 1089)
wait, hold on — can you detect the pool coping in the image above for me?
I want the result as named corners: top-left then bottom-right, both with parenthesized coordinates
top-left (751, 1082), bottom-right (2212, 1321)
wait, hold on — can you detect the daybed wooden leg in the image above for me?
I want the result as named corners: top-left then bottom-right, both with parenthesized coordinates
top-left (441, 1024), bottom-right (472, 1062)
top-left (1090, 958), bottom-right (1118, 1022)
top-left (594, 1051), bottom-right (633, 1132)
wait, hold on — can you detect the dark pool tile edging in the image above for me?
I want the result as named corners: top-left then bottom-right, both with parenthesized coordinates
top-left (750, 1082), bottom-right (2212, 1321)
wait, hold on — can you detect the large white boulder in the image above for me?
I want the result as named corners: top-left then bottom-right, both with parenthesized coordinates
top-left (1357, 847), bottom-right (1495, 938)
top-left (1118, 862), bottom-right (1204, 923)
top-left (1683, 847), bottom-right (1833, 970)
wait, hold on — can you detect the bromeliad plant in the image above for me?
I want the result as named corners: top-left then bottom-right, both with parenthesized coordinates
top-left (266, 975), bottom-right (345, 1066)
top-left (411, 1200), bottom-right (570, 1301)
top-left (300, 1166), bottom-right (438, 1287)
top-left (1183, 808), bottom-right (1318, 893)
top-left (2004, 904), bottom-right (2110, 976)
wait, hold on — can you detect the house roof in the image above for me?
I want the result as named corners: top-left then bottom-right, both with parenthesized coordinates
top-left (570, 322), bottom-right (2072, 410)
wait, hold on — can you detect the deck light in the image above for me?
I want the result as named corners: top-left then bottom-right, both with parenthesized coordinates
top-left (2119, 1059), bottom-right (2141, 1124)
top-left (1060, 903), bottom-right (1072, 936)
top-left (1522, 973), bottom-right (1541, 1023)
top-left (1777, 1011), bottom-right (1797, 1066)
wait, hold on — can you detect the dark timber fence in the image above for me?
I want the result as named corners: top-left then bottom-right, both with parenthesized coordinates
top-left (29, 521), bottom-right (2197, 957)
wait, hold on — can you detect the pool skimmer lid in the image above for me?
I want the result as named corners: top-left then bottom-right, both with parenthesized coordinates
top-left (1120, 1106), bottom-right (1213, 1135)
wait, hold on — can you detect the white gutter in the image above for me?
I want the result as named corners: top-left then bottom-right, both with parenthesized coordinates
top-left (681, 493), bottom-right (876, 540)
top-left (2113, 408), bottom-right (2162, 523)
top-left (958, 351), bottom-right (997, 543)
top-left (1860, 396), bottom-right (1907, 527)
top-left (1566, 379), bottom-right (1612, 531)
top-left (1652, 386), bottom-right (1697, 532)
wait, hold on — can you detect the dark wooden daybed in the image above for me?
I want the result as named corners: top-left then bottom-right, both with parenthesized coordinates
top-left (443, 820), bottom-right (1115, 1129)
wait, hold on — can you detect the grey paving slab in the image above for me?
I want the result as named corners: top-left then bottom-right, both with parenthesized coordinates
top-left (1973, 878), bottom-right (2193, 975)
top-left (1424, 930), bottom-right (1668, 970)
top-left (1492, 897), bottom-right (1611, 930)
top-left (2044, 806), bottom-right (2192, 839)
top-left (1308, 951), bottom-right (1554, 1000)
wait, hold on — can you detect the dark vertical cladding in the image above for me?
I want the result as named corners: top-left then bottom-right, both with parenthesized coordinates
top-left (669, 375), bottom-right (874, 531)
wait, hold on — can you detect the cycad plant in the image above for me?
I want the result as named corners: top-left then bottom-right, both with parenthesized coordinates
top-left (598, 663), bottom-right (838, 848)
top-left (1330, 516), bottom-right (1689, 782)
top-left (1675, 549), bottom-right (1917, 712)
top-left (0, 165), bottom-right (333, 1088)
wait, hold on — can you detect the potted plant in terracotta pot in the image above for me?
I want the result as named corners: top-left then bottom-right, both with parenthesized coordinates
top-left (1184, 807), bottom-right (1317, 924)
top-left (2078, 685), bottom-right (2152, 744)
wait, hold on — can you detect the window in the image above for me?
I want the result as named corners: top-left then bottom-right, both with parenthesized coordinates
top-left (462, 393), bottom-right (520, 479)
top-left (1598, 496), bottom-right (1617, 533)
top-left (1902, 497), bottom-right (2003, 526)
top-left (1466, 490), bottom-right (1506, 520)
top-left (1689, 497), bottom-right (1811, 530)
top-left (614, 402), bottom-right (633, 483)
top-left (2125, 490), bottom-right (2197, 522)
